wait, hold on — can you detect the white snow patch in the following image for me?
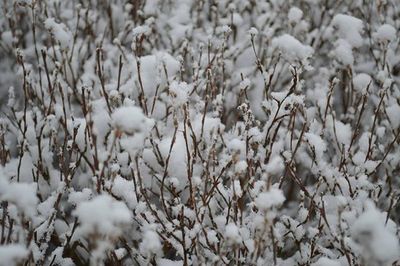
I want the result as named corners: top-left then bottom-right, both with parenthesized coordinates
top-left (225, 223), bottom-right (242, 244)
top-left (334, 39), bottom-right (354, 65)
top-left (332, 14), bottom-right (364, 47)
top-left (288, 7), bottom-right (303, 23)
top-left (353, 73), bottom-right (372, 92)
top-left (255, 187), bottom-right (285, 210)
top-left (0, 171), bottom-right (37, 218)
top-left (0, 245), bottom-right (29, 266)
top-left (351, 203), bottom-right (400, 263)
top-left (140, 230), bottom-right (162, 257)
top-left (387, 103), bottom-right (400, 128)
top-left (111, 106), bottom-right (154, 135)
top-left (111, 176), bottom-right (137, 209)
top-left (44, 18), bottom-right (72, 49)
top-left (73, 195), bottom-right (132, 237)
top-left (272, 34), bottom-right (314, 62)
top-left (312, 257), bottom-right (341, 266)
top-left (374, 24), bottom-right (397, 42)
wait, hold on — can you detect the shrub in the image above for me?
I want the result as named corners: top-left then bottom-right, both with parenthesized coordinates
top-left (0, 0), bottom-right (399, 265)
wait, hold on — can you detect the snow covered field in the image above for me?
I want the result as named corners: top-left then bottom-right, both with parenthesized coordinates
top-left (0, 0), bottom-right (399, 265)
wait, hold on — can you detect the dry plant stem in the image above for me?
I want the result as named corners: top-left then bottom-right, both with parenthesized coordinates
top-left (96, 48), bottom-right (112, 114)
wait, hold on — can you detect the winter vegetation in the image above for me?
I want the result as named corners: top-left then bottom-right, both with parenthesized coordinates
top-left (0, 0), bottom-right (400, 265)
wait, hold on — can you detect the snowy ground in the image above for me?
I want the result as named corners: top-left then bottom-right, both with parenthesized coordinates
top-left (0, 0), bottom-right (400, 265)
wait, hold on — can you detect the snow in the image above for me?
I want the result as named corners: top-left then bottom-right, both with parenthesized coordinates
top-left (255, 187), bottom-right (286, 211)
top-left (169, 81), bottom-right (191, 107)
top-left (137, 52), bottom-right (180, 97)
top-left (231, 13), bottom-right (244, 27)
top-left (47, 247), bottom-right (74, 266)
top-left (0, 245), bottom-right (29, 266)
top-left (304, 132), bottom-right (326, 160)
top-left (374, 24), bottom-right (397, 42)
top-left (221, 25), bottom-right (232, 35)
top-left (44, 18), bottom-right (72, 49)
top-left (334, 39), bottom-right (354, 65)
top-left (386, 103), bottom-right (400, 128)
top-left (157, 259), bottom-right (183, 266)
top-left (272, 34), bottom-right (314, 62)
top-left (233, 180), bottom-right (243, 198)
top-left (0, 171), bottom-right (37, 218)
top-left (1, 31), bottom-right (14, 46)
top-left (132, 25), bottom-right (151, 37)
top-left (225, 223), bottom-right (242, 244)
top-left (248, 27), bottom-right (259, 36)
top-left (239, 78), bottom-right (251, 90)
top-left (143, 0), bottom-right (159, 15)
top-left (7, 86), bottom-right (15, 108)
top-left (353, 73), bottom-right (372, 92)
top-left (312, 257), bottom-right (341, 266)
top-left (114, 248), bottom-right (127, 260)
top-left (73, 195), bottom-right (132, 237)
top-left (364, 160), bottom-right (378, 174)
top-left (207, 230), bottom-right (219, 244)
top-left (288, 7), bottom-right (303, 23)
top-left (351, 203), bottom-right (400, 263)
top-left (111, 105), bottom-right (154, 135)
top-left (235, 160), bottom-right (248, 173)
top-left (68, 188), bottom-right (93, 206)
top-left (227, 139), bottom-right (246, 154)
top-left (332, 14), bottom-right (364, 47)
top-left (192, 115), bottom-right (224, 141)
top-left (1, 1), bottom-right (400, 265)
top-left (334, 121), bottom-right (351, 147)
top-left (265, 156), bottom-right (285, 176)
top-left (111, 175), bottom-right (137, 209)
top-left (168, 177), bottom-right (180, 188)
top-left (140, 229), bottom-right (162, 257)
